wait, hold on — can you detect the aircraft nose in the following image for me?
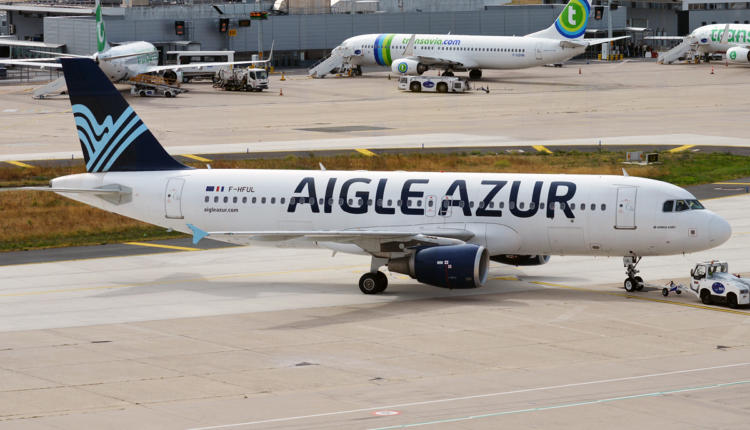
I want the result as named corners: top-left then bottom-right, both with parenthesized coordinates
top-left (709, 215), bottom-right (732, 245)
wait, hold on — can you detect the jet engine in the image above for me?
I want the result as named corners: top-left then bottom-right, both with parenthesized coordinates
top-left (160, 70), bottom-right (181, 85)
top-left (391, 58), bottom-right (428, 75)
top-left (727, 47), bottom-right (750, 64)
top-left (490, 255), bottom-right (551, 266)
top-left (388, 244), bottom-right (489, 289)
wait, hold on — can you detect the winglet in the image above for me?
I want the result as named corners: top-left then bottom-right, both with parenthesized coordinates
top-left (622, 168), bottom-right (629, 176)
top-left (187, 223), bottom-right (209, 245)
top-left (720, 23), bottom-right (730, 44)
top-left (403, 34), bottom-right (416, 57)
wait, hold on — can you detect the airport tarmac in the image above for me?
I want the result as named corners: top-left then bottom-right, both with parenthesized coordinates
top-left (0, 191), bottom-right (748, 429)
top-left (1, 61), bottom-right (750, 162)
top-left (2, 60), bottom-right (750, 429)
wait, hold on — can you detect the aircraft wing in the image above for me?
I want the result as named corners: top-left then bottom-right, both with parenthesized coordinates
top-left (645, 36), bottom-right (686, 40)
top-left (0, 59), bottom-right (62, 68)
top-left (140, 60), bottom-right (271, 74)
top-left (187, 224), bottom-right (474, 253)
top-left (561, 36), bottom-right (630, 48)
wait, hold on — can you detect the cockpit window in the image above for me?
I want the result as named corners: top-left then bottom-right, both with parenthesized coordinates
top-left (666, 199), bottom-right (704, 212)
top-left (674, 200), bottom-right (689, 212)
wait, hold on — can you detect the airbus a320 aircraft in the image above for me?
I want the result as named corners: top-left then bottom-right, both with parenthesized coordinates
top-left (7, 58), bottom-right (731, 295)
top-left (0, 0), bottom-right (270, 97)
top-left (310, 0), bottom-right (626, 79)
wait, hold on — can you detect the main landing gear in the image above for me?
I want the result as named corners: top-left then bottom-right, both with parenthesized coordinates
top-left (359, 257), bottom-right (388, 294)
top-left (623, 256), bottom-right (644, 292)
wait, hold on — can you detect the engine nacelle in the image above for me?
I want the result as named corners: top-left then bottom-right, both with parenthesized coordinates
top-left (727, 47), bottom-right (750, 64)
top-left (490, 255), bottom-right (551, 266)
top-left (388, 244), bottom-right (489, 289)
top-left (391, 58), bottom-right (428, 75)
top-left (160, 70), bottom-right (182, 85)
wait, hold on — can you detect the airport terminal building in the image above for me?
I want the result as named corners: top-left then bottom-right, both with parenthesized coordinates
top-left (2, 0), bottom-right (750, 64)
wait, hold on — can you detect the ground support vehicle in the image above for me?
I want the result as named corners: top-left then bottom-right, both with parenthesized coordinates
top-left (213, 67), bottom-right (269, 92)
top-left (128, 74), bottom-right (185, 98)
top-left (398, 75), bottom-right (470, 93)
top-left (686, 261), bottom-right (750, 308)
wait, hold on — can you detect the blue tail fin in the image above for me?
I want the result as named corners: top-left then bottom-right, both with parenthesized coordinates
top-left (60, 58), bottom-right (189, 173)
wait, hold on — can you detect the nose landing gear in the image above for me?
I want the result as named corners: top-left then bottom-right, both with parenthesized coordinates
top-left (623, 256), bottom-right (644, 292)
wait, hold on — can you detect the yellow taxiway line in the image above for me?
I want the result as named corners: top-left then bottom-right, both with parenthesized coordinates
top-left (180, 154), bottom-right (212, 162)
top-left (532, 145), bottom-right (552, 154)
top-left (355, 148), bottom-right (377, 157)
top-left (668, 144), bottom-right (695, 153)
top-left (124, 241), bottom-right (201, 252)
top-left (5, 160), bottom-right (34, 168)
top-left (531, 280), bottom-right (750, 316)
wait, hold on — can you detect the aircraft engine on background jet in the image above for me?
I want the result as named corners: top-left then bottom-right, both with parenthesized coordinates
top-left (727, 47), bottom-right (750, 64)
top-left (159, 70), bottom-right (182, 85)
top-left (391, 58), bottom-right (428, 75)
top-left (388, 244), bottom-right (489, 289)
top-left (490, 255), bottom-right (551, 266)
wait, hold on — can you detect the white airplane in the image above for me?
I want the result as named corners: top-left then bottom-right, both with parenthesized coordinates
top-left (0, 0), bottom-right (270, 97)
top-left (648, 23), bottom-right (750, 64)
top-left (6, 58), bottom-right (732, 295)
top-left (312, 0), bottom-right (626, 79)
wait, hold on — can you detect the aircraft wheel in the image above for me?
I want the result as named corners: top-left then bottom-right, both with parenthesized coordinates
top-left (359, 273), bottom-right (381, 294)
top-left (409, 81), bottom-right (421, 92)
top-left (469, 69), bottom-right (482, 80)
top-left (375, 271), bottom-right (388, 293)
top-left (436, 82), bottom-right (448, 93)
top-left (727, 293), bottom-right (738, 309)
top-left (700, 289), bottom-right (712, 305)
top-left (624, 277), bottom-right (635, 292)
top-left (634, 276), bottom-right (644, 291)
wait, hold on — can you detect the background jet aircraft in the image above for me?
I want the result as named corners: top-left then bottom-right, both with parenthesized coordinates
top-left (647, 23), bottom-right (750, 65)
top-left (309, 0), bottom-right (626, 79)
top-left (0, 0), bottom-right (271, 97)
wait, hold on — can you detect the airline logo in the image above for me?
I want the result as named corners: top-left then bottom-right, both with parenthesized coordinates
top-left (730, 50), bottom-right (737, 60)
top-left (554, 0), bottom-right (590, 39)
top-left (711, 27), bottom-right (750, 43)
top-left (95, 2), bottom-right (106, 52)
top-left (73, 104), bottom-right (147, 172)
top-left (397, 62), bottom-right (408, 73)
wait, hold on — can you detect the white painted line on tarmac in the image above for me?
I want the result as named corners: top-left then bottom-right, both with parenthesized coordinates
top-left (185, 362), bottom-right (750, 430)
top-left (370, 379), bottom-right (750, 429)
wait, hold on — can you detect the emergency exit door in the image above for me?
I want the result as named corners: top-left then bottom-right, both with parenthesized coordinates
top-left (615, 187), bottom-right (637, 229)
top-left (165, 178), bottom-right (185, 219)
top-left (535, 43), bottom-right (543, 60)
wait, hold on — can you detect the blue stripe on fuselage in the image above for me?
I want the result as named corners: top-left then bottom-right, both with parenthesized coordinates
top-left (373, 34), bottom-right (386, 66)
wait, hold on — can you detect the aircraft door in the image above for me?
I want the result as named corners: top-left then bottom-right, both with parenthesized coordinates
top-left (165, 178), bottom-right (185, 219)
top-left (615, 187), bottom-right (637, 229)
top-left (439, 196), bottom-right (452, 218)
top-left (535, 43), bottom-right (543, 60)
top-left (425, 195), bottom-right (436, 217)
